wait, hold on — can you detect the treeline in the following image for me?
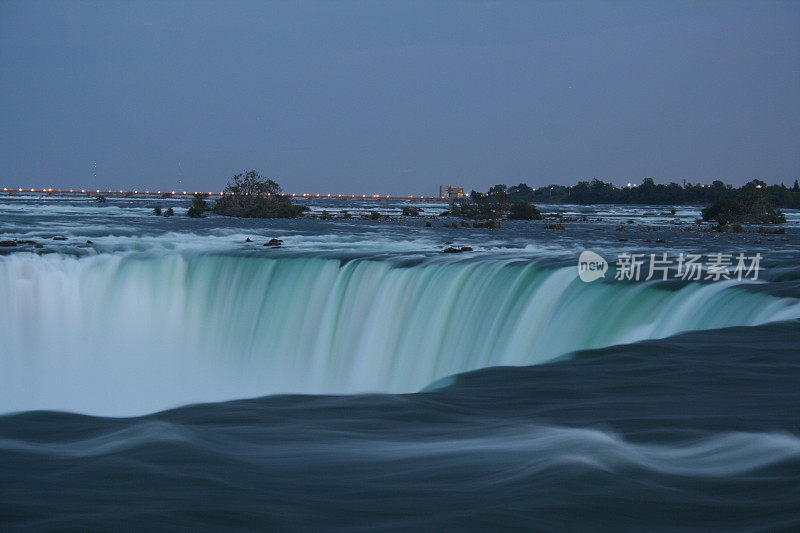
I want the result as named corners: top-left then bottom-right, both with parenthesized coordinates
top-left (482, 178), bottom-right (800, 208)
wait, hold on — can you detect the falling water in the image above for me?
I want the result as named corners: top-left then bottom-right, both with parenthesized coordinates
top-left (1, 253), bottom-right (798, 415)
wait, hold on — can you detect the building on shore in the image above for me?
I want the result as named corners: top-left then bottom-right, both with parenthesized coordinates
top-left (439, 185), bottom-right (464, 200)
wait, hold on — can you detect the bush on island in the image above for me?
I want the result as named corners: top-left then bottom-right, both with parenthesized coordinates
top-left (701, 185), bottom-right (786, 226)
top-left (508, 200), bottom-right (543, 220)
top-left (212, 170), bottom-right (308, 218)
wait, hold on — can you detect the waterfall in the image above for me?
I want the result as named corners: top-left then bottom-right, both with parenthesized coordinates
top-left (1, 252), bottom-right (798, 416)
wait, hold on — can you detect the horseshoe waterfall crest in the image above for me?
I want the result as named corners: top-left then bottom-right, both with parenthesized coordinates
top-left (1, 252), bottom-right (796, 416)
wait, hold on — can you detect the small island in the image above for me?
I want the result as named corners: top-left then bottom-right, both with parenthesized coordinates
top-left (211, 170), bottom-right (308, 218)
top-left (701, 182), bottom-right (786, 225)
top-left (448, 188), bottom-right (542, 221)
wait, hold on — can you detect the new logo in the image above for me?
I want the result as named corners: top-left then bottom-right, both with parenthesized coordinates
top-left (578, 250), bottom-right (608, 282)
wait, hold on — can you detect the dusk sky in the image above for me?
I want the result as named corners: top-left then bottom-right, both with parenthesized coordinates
top-left (1, 1), bottom-right (798, 195)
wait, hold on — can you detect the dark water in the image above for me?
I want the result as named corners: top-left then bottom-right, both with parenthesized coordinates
top-left (2, 321), bottom-right (799, 531)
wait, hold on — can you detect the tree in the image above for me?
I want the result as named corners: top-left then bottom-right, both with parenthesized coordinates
top-left (212, 170), bottom-right (307, 218)
top-left (187, 193), bottom-right (208, 218)
top-left (487, 187), bottom-right (509, 213)
top-left (450, 190), bottom-right (523, 220)
top-left (507, 183), bottom-right (535, 202)
top-left (223, 170), bottom-right (282, 197)
top-left (508, 200), bottom-right (543, 220)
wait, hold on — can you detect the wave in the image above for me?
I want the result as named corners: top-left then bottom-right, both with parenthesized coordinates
top-left (1, 253), bottom-right (798, 415)
top-left (2, 418), bottom-right (797, 480)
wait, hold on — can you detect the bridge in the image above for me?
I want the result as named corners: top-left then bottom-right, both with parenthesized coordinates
top-left (2, 188), bottom-right (447, 202)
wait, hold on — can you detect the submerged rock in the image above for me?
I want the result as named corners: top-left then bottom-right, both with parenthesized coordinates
top-left (471, 220), bottom-right (500, 229)
top-left (716, 224), bottom-right (744, 233)
top-left (758, 227), bottom-right (785, 235)
top-left (0, 240), bottom-right (17, 247)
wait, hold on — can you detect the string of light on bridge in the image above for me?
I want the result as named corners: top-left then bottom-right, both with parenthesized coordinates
top-left (2, 184), bottom-right (720, 197)
top-left (1, 188), bottom-right (445, 200)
